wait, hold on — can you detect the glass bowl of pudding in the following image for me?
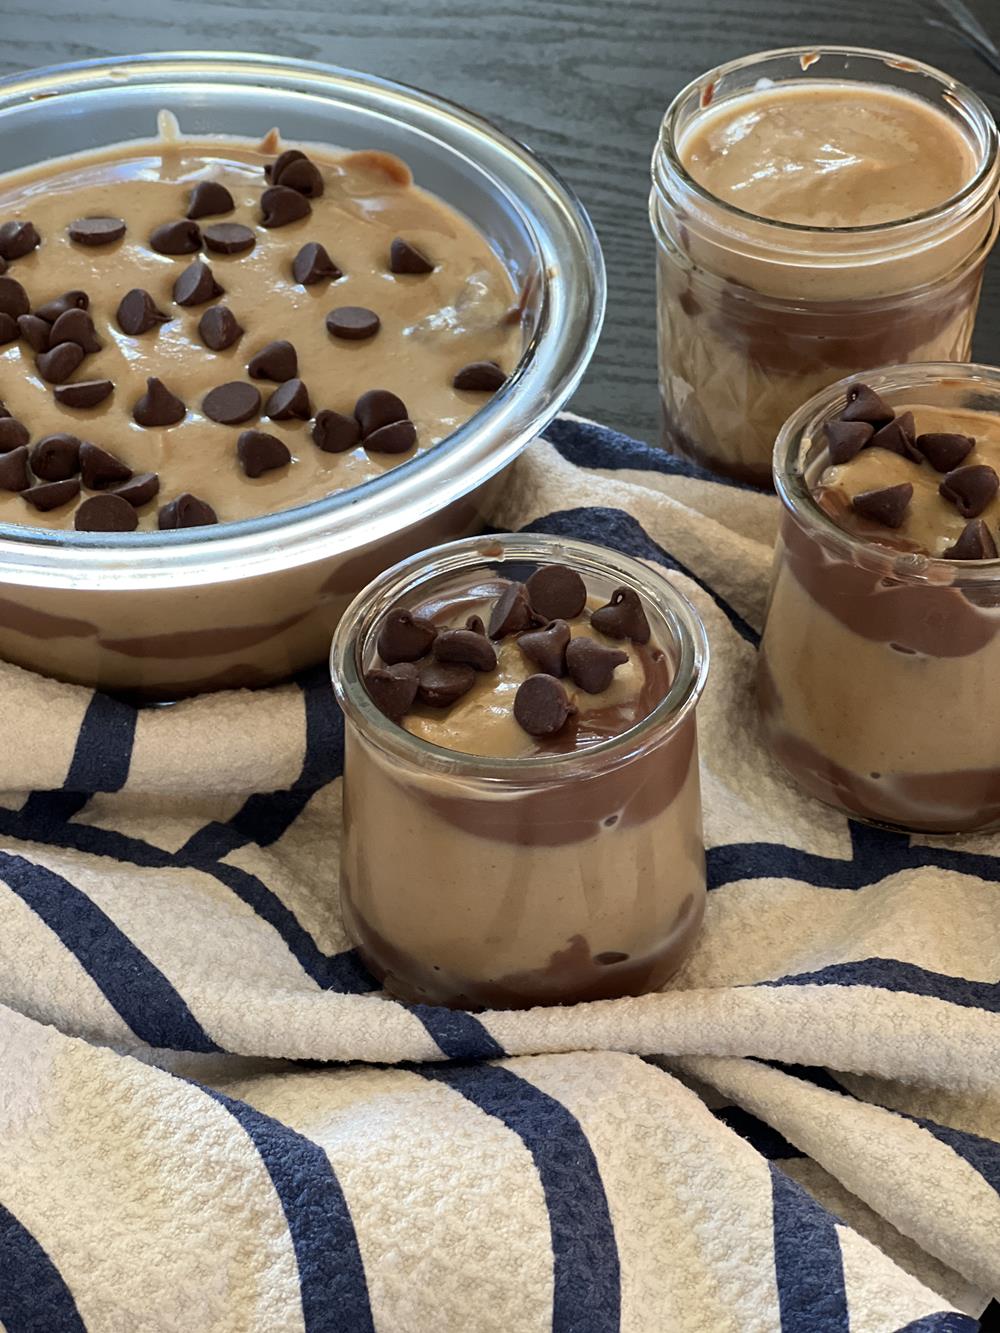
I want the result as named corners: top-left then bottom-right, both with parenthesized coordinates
top-left (0, 53), bottom-right (604, 697)
top-left (759, 362), bottom-right (1000, 833)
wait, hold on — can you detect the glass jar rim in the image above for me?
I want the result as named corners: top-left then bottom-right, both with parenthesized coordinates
top-left (655, 44), bottom-right (999, 240)
top-left (330, 532), bottom-right (710, 782)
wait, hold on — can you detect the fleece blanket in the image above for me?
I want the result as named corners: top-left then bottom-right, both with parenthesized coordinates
top-left (0, 415), bottom-right (997, 1333)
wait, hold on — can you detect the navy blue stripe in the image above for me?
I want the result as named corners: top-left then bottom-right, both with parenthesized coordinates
top-left (19, 790), bottom-right (91, 823)
top-left (892, 1318), bottom-right (979, 1332)
top-left (544, 416), bottom-right (751, 490)
top-left (757, 958), bottom-right (1000, 1013)
top-left (407, 1004), bottom-right (504, 1060)
top-left (205, 1087), bottom-right (374, 1333)
top-left (63, 691), bottom-right (137, 792)
top-left (295, 662), bottom-right (345, 788)
top-left (0, 850), bottom-right (221, 1052)
top-left (901, 1113), bottom-right (1000, 1199)
top-left (769, 1164), bottom-right (849, 1333)
top-left (713, 1106), bottom-right (804, 1160)
top-left (0, 1201), bottom-right (86, 1333)
top-left (418, 1063), bottom-right (621, 1332)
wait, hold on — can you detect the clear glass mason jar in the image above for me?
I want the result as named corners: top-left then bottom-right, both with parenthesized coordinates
top-left (330, 533), bottom-right (710, 1009)
top-left (759, 361), bottom-right (1000, 834)
top-left (649, 47), bottom-right (1000, 487)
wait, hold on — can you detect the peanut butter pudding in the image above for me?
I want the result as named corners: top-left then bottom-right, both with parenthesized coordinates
top-left (0, 132), bottom-right (519, 530)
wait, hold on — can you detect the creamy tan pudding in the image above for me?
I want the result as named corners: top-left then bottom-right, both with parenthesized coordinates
top-left (0, 130), bottom-right (520, 530)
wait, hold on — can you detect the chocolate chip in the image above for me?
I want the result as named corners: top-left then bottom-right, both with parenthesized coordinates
top-left (0, 418), bottom-right (29, 452)
top-left (80, 441), bottom-right (132, 489)
top-left (488, 581), bottom-right (535, 638)
top-left (312, 409), bottom-right (360, 453)
top-left (237, 429), bottom-right (291, 477)
top-left (198, 305), bottom-right (243, 351)
top-left (365, 662), bottom-right (419, 720)
top-left (0, 276), bottom-right (29, 319)
top-left (0, 220), bottom-right (40, 260)
top-left (590, 587), bottom-right (651, 643)
top-left (870, 411), bottom-right (920, 462)
top-left (75, 493), bottom-right (138, 533)
top-left (326, 306), bottom-right (380, 341)
top-left (49, 308), bottom-right (101, 354)
top-left (293, 241), bottom-right (341, 285)
top-left (203, 223), bottom-right (256, 255)
top-left (265, 150), bottom-right (306, 182)
top-left (173, 259), bottom-right (224, 307)
top-left (133, 377), bottom-right (186, 427)
top-left (54, 379), bottom-right (114, 409)
top-left (916, 432), bottom-right (976, 473)
top-left (260, 186), bottom-right (311, 228)
top-left (0, 313), bottom-right (18, 344)
top-left (112, 472), bottom-right (160, 508)
top-left (850, 482), bottom-right (913, 528)
top-left (68, 216), bottom-right (125, 246)
top-left (17, 314), bottom-right (49, 352)
top-left (276, 157), bottom-right (324, 197)
top-left (377, 608), bottom-right (437, 663)
top-left (526, 564), bottom-right (587, 621)
top-left (417, 661), bottom-right (476, 708)
top-left (186, 181), bottom-right (235, 220)
top-left (363, 420), bottom-right (416, 453)
top-left (514, 673), bottom-right (576, 736)
top-left (354, 389), bottom-right (407, 437)
top-left (117, 288), bottom-right (170, 335)
top-left (36, 342), bottom-right (84, 384)
top-left (265, 378), bottom-right (311, 421)
top-left (23, 477), bottom-right (80, 511)
top-left (202, 381), bottom-right (261, 425)
top-left (433, 627), bottom-right (497, 672)
top-left (30, 434), bottom-right (80, 481)
top-left (248, 340), bottom-right (297, 382)
top-left (465, 615), bottom-right (487, 636)
top-left (0, 447), bottom-right (29, 491)
top-left (389, 238), bottom-right (434, 274)
top-left (150, 219), bottom-right (202, 255)
top-left (453, 361), bottom-right (506, 392)
top-left (939, 464), bottom-right (999, 519)
top-left (944, 518), bottom-right (997, 560)
top-left (35, 290), bottom-right (88, 323)
top-left (518, 619), bottom-right (570, 676)
top-left (158, 493), bottom-right (218, 529)
top-left (566, 636), bottom-right (628, 693)
top-left (841, 382), bottom-right (895, 427)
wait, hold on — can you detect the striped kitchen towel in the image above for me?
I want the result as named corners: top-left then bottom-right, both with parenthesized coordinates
top-left (0, 415), bottom-right (997, 1332)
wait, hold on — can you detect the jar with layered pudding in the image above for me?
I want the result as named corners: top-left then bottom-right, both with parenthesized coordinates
top-left (331, 535), bottom-right (709, 1008)
top-left (650, 47), bottom-right (1000, 486)
top-left (759, 363), bottom-right (1000, 834)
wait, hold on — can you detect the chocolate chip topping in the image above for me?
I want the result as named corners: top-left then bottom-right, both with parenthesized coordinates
top-left (202, 381), bottom-right (261, 426)
top-left (173, 259), bottom-right (224, 307)
top-left (0, 314), bottom-right (16, 345)
top-left (939, 464), bottom-right (1000, 519)
top-left (68, 216), bottom-right (125, 246)
top-left (514, 673), bottom-right (576, 737)
top-left (850, 482), bottom-right (914, 529)
top-left (0, 276), bottom-right (29, 319)
top-left (198, 305), bottom-right (243, 351)
top-left (133, 377), bottom-right (186, 428)
top-left (0, 220), bottom-right (40, 260)
top-left (312, 410), bottom-right (361, 454)
top-left (365, 662), bottom-right (420, 720)
top-left (158, 493), bottom-right (218, 529)
top-left (326, 306), bottom-right (380, 341)
top-left (248, 340), bottom-right (297, 382)
top-left (265, 378), bottom-right (312, 421)
top-left (35, 291), bottom-right (88, 323)
top-left (49, 308), bottom-right (102, 354)
top-left (389, 238), bottom-right (434, 274)
top-left (868, 411), bottom-right (920, 463)
top-left (0, 448), bottom-right (29, 492)
top-left (260, 186), bottom-right (311, 228)
top-left (16, 314), bottom-right (49, 353)
top-left (378, 609), bottom-right (438, 664)
top-left (518, 619), bottom-right (570, 676)
top-left (525, 564), bottom-right (587, 621)
top-left (565, 637), bottom-right (628, 693)
top-left (916, 432), bottom-right (976, 473)
top-left (276, 157), bottom-right (324, 197)
top-left (36, 342), bottom-right (84, 384)
top-left (54, 380), bottom-right (114, 409)
top-left (465, 615), bottom-right (487, 636)
top-left (237, 429), bottom-right (292, 477)
top-left (150, 219), bottom-right (202, 255)
top-left (75, 493), bottom-right (138, 533)
top-left (203, 223), bottom-right (256, 255)
top-left (417, 661), bottom-right (476, 708)
top-left (116, 288), bottom-right (170, 336)
top-left (433, 627), bottom-right (498, 672)
top-left (292, 241), bottom-right (341, 286)
top-left (488, 581), bottom-right (535, 639)
top-left (363, 420), bottom-right (416, 454)
top-left (590, 587), bottom-right (651, 644)
top-left (0, 418), bottom-right (29, 452)
top-left (354, 389), bottom-right (407, 437)
top-left (265, 150), bottom-right (306, 182)
top-left (841, 382), bottom-right (895, 427)
top-left (31, 434), bottom-right (80, 481)
top-left (453, 361), bottom-right (506, 392)
top-left (186, 181), bottom-right (236, 220)
top-left (23, 477), bottom-right (81, 511)
top-left (112, 473), bottom-right (160, 507)
top-left (80, 441), bottom-right (132, 490)
top-left (944, 518), bottom-right (998, 560)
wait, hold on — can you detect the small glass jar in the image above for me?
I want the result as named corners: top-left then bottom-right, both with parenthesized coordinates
top-left (650, 47), bottom-right (1000, 487)
top-left (331, 533), bottom-right (709, 1009)
top-left (760, 361), bottom-right (1000, 834)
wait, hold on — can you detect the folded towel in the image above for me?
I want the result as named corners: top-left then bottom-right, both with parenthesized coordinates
top-left (0, 415), bottom-right (997, 1332)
